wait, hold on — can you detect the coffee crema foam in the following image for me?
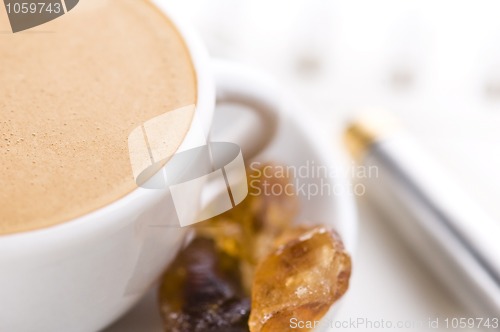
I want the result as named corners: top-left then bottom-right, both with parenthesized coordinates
top-left (0, 0), bottom-right (197, 234)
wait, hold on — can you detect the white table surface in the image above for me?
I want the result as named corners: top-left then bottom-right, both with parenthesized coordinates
top-left (105, 1), bottom-right (500, 330)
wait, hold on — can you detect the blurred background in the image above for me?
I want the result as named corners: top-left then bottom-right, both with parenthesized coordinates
top-left (168, 0), bottom-right (500, 220)
top-left (109, 1), bottom-right (500, 331)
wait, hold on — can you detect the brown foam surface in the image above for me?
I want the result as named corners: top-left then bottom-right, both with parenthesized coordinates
top-left (0, 0), bottom-right (197, 235)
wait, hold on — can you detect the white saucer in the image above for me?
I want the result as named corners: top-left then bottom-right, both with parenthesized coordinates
top-left (103, 102), bottom-right (358, 332)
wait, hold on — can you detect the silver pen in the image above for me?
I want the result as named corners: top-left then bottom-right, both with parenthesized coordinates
top-left (345, 114), bottom-right (500, 317)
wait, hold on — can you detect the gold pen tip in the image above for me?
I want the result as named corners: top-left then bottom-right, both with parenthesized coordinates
top-left (343, 111), bottom-right (400, 162)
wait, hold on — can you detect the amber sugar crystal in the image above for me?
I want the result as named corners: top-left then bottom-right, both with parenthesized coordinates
top-left (159, 163), bottom-right (351, 332)
top-left (249, 227), bottom-right (352, 332)
top-left (196, 163), bottom-right (300, 292)
top-left (159, 237), bottom-right (250, 332)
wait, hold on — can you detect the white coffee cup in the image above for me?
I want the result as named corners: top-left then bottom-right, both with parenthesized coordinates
top-left (0, 2), bottom-right (286, 331)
